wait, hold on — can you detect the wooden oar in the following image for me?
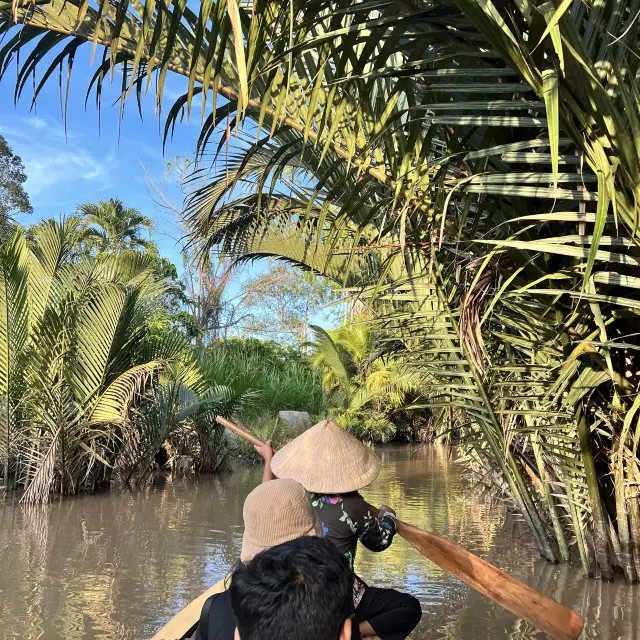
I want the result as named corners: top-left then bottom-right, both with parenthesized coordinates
top-left (216, 416), bottom-right (584, 640)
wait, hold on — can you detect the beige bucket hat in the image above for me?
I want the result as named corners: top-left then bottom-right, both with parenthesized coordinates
top-left (270, 419), bottom-right (381, 494)
top-left (240, 478), bottom-right (322, 562)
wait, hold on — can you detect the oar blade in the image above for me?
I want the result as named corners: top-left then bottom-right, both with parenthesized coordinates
top-left (397, 521), bottom-right (584, 640)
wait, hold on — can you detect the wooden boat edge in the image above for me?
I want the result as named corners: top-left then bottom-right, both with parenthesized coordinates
top-left (151, 578), bottom-right (227, 640)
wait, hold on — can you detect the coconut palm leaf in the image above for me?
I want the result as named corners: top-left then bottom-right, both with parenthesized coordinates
top-left (311, 324), bottom-right (353, 382)
top-left (0, 232), bottom-right (29, 487)
top-left (78, 199), bottom-right (155, 254)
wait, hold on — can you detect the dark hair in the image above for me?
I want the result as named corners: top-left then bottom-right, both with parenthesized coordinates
top-left (229, 536), bottom-right (353, 640)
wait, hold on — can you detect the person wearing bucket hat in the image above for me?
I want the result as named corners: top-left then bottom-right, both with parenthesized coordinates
top-left (194, 478), bottom-right (323, 640)
top-left (240, 478), bottom-right (323, 562)
top-left (270, 420), bottom-right (422, 640)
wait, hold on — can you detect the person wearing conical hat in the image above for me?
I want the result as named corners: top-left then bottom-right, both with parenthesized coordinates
top-left (193, 443), bottom-right (380, 640)
top-left (270, 420), bottom-right (422, 640)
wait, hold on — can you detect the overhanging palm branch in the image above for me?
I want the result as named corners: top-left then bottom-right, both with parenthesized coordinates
top-left (2, 0), bottom-right (640, 577)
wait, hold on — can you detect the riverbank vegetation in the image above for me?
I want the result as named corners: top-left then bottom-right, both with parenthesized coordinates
top-left (310, 323), bottom-right (430, 443)
top-left (0, 200), bottom-right (407, 499)
top-left (0, 204), bottom-right (332, 498)
top-left (1, 0), bottom-right (640, 582)
top-left (0, 216), bottom-right (252, 498)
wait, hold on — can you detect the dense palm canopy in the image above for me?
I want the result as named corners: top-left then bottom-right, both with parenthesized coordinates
top-left (0, 219), bottom-right (257, 501)
top-left (78, 198), bottom-right (154, 254)
top-left (1, 0), bottom-right (640, 580)
top-left (0, 218), bottom-right (167, 501)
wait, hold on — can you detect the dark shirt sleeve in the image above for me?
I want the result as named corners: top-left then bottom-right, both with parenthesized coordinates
top-left (195, 590), bottom-right (236, 640)
top-left (346, 492), bottom-right (397, 552)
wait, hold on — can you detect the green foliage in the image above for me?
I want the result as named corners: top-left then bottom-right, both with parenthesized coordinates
top-left (118, 355), bottom-right (259, 483)
top-left (0, 135), bottom-right (31, 234)
top-left (153, 256), bottom-right (188, 311)
top-left (0, 218), bottom-right (259, 500)
top-left (310, 322), bottom-right (422, 442)
top-left (78, 198), bottom-right (154, 255)
top-left (198, 338), bottom-right (326, 461)
top-left (203, 337), bottom-right (324, 418)
top-left (0, 218), bottom-right (168, 500)
top-left (229, 413), bottom-right (290, 461)
top-left (3, 0), bottom-right (640, 581)
top-left (214, 336), bottom-right (306, 368)
top-left (336, 410), bottom-right (396, 445)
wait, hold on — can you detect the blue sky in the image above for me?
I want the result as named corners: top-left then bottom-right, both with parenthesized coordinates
top-left (0, 48), bottom-right (275, 300)
top-left (0, 47), bottom-right (336, 331)
top-left (0, 48), bottom-right (203, 267)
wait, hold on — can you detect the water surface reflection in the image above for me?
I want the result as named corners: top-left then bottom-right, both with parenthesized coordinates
top-left (0, 445), bottom-right (638, 639)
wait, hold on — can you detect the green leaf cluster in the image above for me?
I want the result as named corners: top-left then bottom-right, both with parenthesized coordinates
top-left (2, 0), bottom-right (640, 579)
top-left (309, 322), bottom-right (424, 442)
top-left (0, 218), bottom-right (257, 500)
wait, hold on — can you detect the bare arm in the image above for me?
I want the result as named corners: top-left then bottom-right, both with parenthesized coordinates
top-left (254, 441), bottom-right (275, 483)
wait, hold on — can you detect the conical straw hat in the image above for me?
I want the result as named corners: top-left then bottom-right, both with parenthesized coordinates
top-left (270, 420), bottom-right (381, 493)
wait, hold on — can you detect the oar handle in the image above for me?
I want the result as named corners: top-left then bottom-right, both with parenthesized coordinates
top-left (216, 416), bottom-right (266, 448)
top-left (395, 520), bottom-right (584, 640)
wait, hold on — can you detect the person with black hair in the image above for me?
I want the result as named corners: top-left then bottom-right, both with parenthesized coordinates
top-left (193, 476), bottom-right (322, 640)
top-left (229, 536), bottom-right (354, 640)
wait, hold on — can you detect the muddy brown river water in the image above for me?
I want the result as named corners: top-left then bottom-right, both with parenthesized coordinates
top-left (1, 445), bottom-right (639, 639)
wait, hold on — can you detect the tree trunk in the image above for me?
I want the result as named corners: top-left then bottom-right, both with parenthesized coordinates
top-left (197, 431), bottom-right (225, 473)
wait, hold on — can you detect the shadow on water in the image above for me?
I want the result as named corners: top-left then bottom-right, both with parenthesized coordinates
top-left (0, 445), bottom-right (639, 639)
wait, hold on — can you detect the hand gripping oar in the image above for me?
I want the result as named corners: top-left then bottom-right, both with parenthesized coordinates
top-left (216, 416), bottom-right (584, 640)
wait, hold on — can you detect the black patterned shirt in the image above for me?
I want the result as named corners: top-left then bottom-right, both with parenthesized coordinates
top-left (309, 491), bottom-right (397, 570)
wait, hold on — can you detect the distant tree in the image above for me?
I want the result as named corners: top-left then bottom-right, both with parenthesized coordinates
top-left (78, 198), bottom-right (154, 254)
top-left (146, 160), bottom-right (255, 346)
top-left (0, 135), bottom-right (32, 233)
top-left (242, 263), bottom-right (338, 349)
top-left (180, 254), bottom-right (234, 346)
top-left (153, 256), bottom-right (187, 311)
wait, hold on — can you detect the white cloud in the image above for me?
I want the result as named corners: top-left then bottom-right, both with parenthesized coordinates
top-left (23, 116), bottom-right (48, 130)
top-left (17, 115), bottom-right (71, 139)
top-left (23, 148), bottom-right (117, 196)
top-left (0, 118), bottom-right (117, 201)
top-left (162, 87), bottom-right (185, 103)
